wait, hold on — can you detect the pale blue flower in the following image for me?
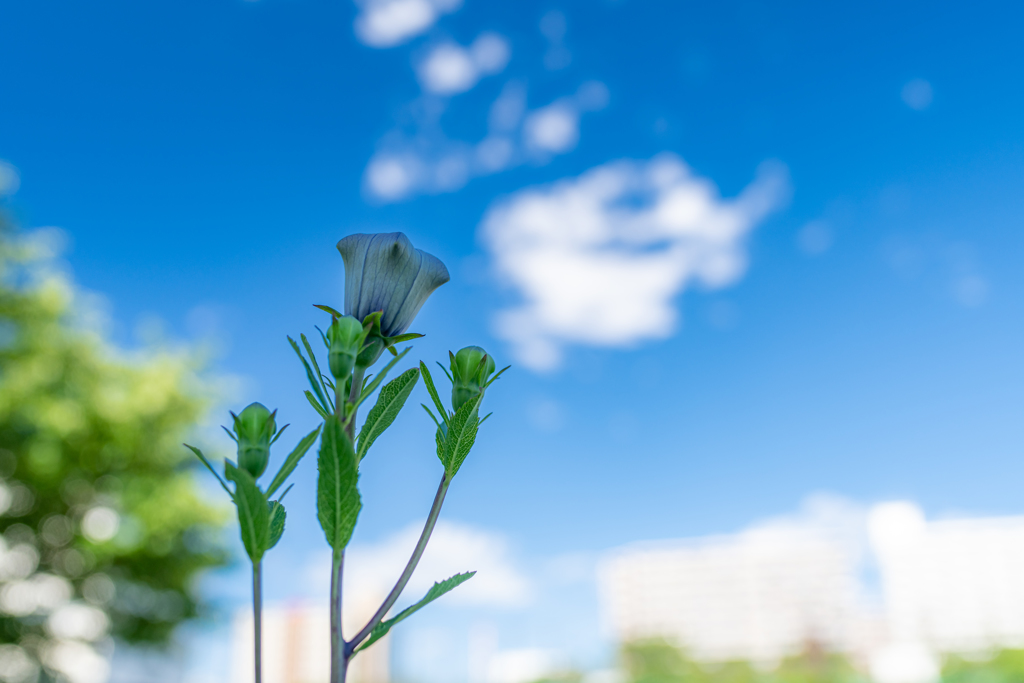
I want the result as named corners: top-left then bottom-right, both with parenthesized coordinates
top-left (336, 232), bottom-right (450, 337)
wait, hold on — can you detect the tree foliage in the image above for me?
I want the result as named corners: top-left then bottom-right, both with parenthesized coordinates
top-left (0, 217), bottom-right (227, 682)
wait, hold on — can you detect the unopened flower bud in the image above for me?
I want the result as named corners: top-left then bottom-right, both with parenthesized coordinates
top-left (328, 315), bottom-right (365, 380)
top-left (233, 402), bottom-right (276, 478)
top-left (450, 346), bottom-right (496, 412)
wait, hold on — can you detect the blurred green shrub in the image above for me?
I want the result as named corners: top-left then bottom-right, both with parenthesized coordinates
top-left (943, 650), bottom-right (1024, 683)
top-left (0, 217), bottom-right (227, 682)
top-left (622, 639), bottom-right (866, 683)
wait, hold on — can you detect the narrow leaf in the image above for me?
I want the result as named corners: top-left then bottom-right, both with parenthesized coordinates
top-left (184, 444), bottom-right (231, 495)
top-left (419, 362), bottom-right (450, 428)
top-left (289, 336), bottom-right (329, 409)
top-left (353, 347), bottom-right (411, 412)
top-left (357, 368), bottom-right (420, 463)
top-left (268, 501), bottom-right (286, 549)
top-left (436, 361), bottom-right (454, 384)
top-left (388, 332), bottom-right (424, 344)
top-left (421, 404), bottom-right (441, 430)
top-left (304, 390), bottom-right (331, 420)
top-left (225, 462), bottom-right (271, 562)
top-left (443, 393), bottom-right (483, 478)
top-left (266, 425), bottom-right (322, 496)
top-left (316, 416), bottom-right (361, 552)
top-left (355, 572), bottom-right (476, 654)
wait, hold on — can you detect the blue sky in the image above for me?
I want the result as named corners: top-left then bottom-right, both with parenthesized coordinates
top-left (3, 0), bottom-right (1024, 680)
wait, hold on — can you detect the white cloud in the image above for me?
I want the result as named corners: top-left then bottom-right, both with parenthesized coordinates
top-left (480, 154), bottom-right (790, 370)
top-left (417, 33), bottom-right (511, 95)
top-left (354, 0), bottom-right (462, 48)
top-left (901, 78), bottom-right (933, 110)
top-left (0, 161), bottom-right (21, 196)
top-left (306, 520), bottom-right (532, 610)
top-left (523, 101), bottom-right (579, 154)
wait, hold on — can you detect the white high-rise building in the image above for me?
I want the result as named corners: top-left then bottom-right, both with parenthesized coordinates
top-left (598, 501), bottom-right (1024, 683)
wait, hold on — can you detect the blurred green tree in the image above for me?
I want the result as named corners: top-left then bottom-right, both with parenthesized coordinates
top-left (943, 649), bottom-right (1024, 683)
top-left (0, 216), bottom-right (227, 683)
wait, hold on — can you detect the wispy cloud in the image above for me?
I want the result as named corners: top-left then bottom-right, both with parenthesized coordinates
top-left (353, 0), bottom-right (462, 48)
top-left (480, 154), bottom-right (791, 370)
top-left (363, 80), bottom-right (609, 203)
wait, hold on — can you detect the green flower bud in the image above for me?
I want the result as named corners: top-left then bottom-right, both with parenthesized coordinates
top-left (450, 346), bottom-right (496, 412)
top-left (356, 334), bottom-right (387, 370)
top-left (233, 402), bottom-right (276, 478)
top-left (328, 315), bottom-right (365, 380)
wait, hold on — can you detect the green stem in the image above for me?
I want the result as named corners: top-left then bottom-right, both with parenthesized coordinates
top-left (253, 561), bottom-right (262, 683)
top-left (330, 550), bottom-right (344, 683)
top-left (345, 367), bottom-right (365, 438)
top-left (347, 474), bottom-right (450, 653)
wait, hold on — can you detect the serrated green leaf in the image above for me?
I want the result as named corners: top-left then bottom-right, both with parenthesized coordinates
top-left (355, 572), bottom-right (475, 654)
top-left (357, 368), bottom-right (419, 463)
top-left (435, 423), bottom-right (446, 466)
top-left (184, 444), bottom-right (231, 495)
top-left (290, 336), bottom-right (329, 410)
top-left (268, 501), bottom-right (286, 549)
top-left (442, 393), bottom-right (482, 478)
top-left (304, 390), bottom-right (330, 420)
top-left (419, 362), bottom-right (450, 428)
top-left (225, 462), bottom-right (271, 562)
top-left (266, 425), bottom-right (322, 496)
top-left (316, 416), bottom-right (361, 552)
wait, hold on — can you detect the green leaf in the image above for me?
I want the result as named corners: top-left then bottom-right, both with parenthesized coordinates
top-left (268, 501), bottom-right (286, 549)
top-left (304, 390), bottom-right (330, 420)
top-left (353, 347), bottom-right (411, 412)
top-left (184, 444), bottom-right (231, 495)
top-left (266, 425), bottom-right (322, 497)
top-left (225, 462), bottom-right (271, 562)
top-left (356, 368), bottom-right (419, 463)
top-left (355, 572), bottom-right (475, 654)
top-left (419, 362), bottom-right (450, 428)
top-left (442, 393), bottom-right (482, 478)
top-left (316, 416), bottom-right (361, 552)
top-left (387, 332), bottom-right (424, 344)
top-left (289, 336), bottom-right (329, 410)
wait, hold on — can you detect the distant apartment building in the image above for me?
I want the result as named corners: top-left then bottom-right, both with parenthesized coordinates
top-left (598, 501), bottom-right (1024, 683)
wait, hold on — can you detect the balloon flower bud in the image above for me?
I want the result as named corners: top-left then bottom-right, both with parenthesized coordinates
top-left (328, 315), bottom-right (365, 380)
top-left (450, 346), bottom-right (496, 412)
top-left (232, 402), bottom-right (276, 478)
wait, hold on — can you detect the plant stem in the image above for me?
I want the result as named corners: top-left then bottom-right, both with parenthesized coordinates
top-left (253, 561), bottom-right (262, 683)
top-left (330, 549), bottom-right (344, 683)
top-left (345, 367), bottom-right (365, 439)
top-left (347, 474), bottom-right (450, 653)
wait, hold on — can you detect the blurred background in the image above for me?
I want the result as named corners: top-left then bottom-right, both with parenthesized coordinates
top-left (2, 0), bottom-right (1024, 682)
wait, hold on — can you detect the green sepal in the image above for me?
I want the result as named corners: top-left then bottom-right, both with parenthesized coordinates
top-left (268, 501), bottom-right (286, 549)
top-left (442, 393), bottom-right (483, 478)
top-left (184, 444), bottom-right (231, 495)
top-left (419, 362), bottom-right (450, 428)
top-left (354, 572), bottom-right (476, 655)
top-left (357, 368), bottom-right (420, 463)
top-left (266, 425), bottom-right (322, 496)
top-left (289, 336), bottom-right (330, 411)
top-left (225, 461), bottom-right (271, 563)
top-left (304, 390), bottom-right (331, 420)
top-left (316, 416), bottom-right (361, 552)
top-left (314, 304), bottom-right (344, 318)
top-left (301, 334), bottom-right (334, 411)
